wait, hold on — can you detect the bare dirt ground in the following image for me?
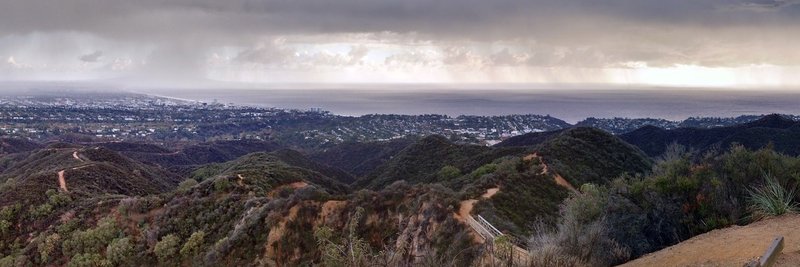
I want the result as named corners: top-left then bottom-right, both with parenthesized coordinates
top-left (266, 181), bottom-right (309, 198)
top-left (57, 170), bottom-right (68, 192)
top-left (55, 150), bottom-right (88, 192)
top-left (455, 186), bottom-right (503, 248)
top-left (319, 200), bottom-right (347, 223)
top-left (456, 187), bottom-right (500, 222)
top-left (237, 174), bottom-right (246, 186)
top-left (266, 204), bottom-right (302, 258)
top-left (622, 214), bottom-right (800, 267)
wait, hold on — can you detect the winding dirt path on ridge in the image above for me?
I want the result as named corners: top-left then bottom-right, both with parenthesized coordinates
top-left (456, 187), bottom-right (499, 222)
top-left (57, 170), bottom-right (68, 192)
top-left (525, 153), bottom-right (577, 192)
top-left (72, 151), bottom-right (83, 162)
top-left (55, 150), bottom-right (87, 193)
top-left (236, 174), bottom-right (245, 186)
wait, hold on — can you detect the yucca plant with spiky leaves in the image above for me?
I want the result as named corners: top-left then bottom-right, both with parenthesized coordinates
top-left (747, 172), bottom-right (799, 220)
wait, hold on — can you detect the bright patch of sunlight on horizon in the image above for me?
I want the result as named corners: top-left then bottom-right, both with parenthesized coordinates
top-left (615, 64), bottom-right (792, 88)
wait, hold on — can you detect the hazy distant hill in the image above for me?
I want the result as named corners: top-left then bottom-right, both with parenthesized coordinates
top-left (190, 151), bottom-right (350, 194)
top-left (575, 117), bottom-right (679, 135)
top-left (0, 138), bottom-right (43, 155)
top-left (356, 135), bottom-right (526, 189)
top-left (106, 139), bottom-right (284, 175)
top-left (0, 146), bottom-right (179, 206)
top-left (267, 149), bottom-right (356, 184)
top-left (309, 138), bottom-right (416, 178)
top-left (622, 114), bottom-right (800, 156)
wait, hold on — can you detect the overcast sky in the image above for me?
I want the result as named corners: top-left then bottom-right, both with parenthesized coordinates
top-left (1, 0), bottom-right (799, 87)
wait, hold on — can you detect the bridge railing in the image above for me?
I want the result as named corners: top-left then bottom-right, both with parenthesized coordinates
top-left (466, 214), bottom-right (530, 265)
top-left (476, 215), bottom-right (503, 237)
top-left (467, 215), bottom-right (497, 240)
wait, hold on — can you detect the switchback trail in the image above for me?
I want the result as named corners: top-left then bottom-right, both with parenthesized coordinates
top-left (55, 150), bottom-right (89, 193)
top-left (525, 153), bottom-right (577, 192)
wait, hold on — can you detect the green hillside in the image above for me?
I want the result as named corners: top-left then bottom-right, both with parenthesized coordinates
top-left (535, 127), bottom-right (653, 186)
top-left (310, 138), bottom-right (415, 177)
top-left (356, 135), bottom-right (526, 189)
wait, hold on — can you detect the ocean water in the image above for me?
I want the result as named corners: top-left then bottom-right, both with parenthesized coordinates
top-left (139, 88), bottom-right (800, 123)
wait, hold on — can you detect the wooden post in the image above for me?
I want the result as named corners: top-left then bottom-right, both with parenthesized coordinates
top-left (490, 240), bottom-right (495, 267)
top-left (759, 236), bottom-right (784, 267)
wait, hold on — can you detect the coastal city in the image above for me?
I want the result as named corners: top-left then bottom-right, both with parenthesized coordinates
top-left (0, 92), bottom-right (793, 147)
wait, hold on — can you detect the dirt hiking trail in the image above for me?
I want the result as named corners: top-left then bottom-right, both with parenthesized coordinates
top-left (456, 187), bottom-right (499, 222)
top-left (72, 151), bottom-right (83, 162)
top-left (55, 150), bottom-right (89, 193)
top-left (57, 170), bottom-right (68, 192)
top-left (524, 153), bottom-right (577, 191)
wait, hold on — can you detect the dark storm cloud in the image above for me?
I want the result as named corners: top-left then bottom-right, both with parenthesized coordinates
top-left (1, 0), bottom-right (799, 82)
top-left (1, 0), bottom-right (797, 39)
top-left (78, 51), bottom-right (103, 62)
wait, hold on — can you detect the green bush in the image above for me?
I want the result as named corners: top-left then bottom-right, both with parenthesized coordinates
top-left (213, 178), bottom-right (231, 192)
top-left (180, 231), bottom-right (206, 259)
top-left (62, 217), bottom-right (119, 257)
top-left (105, 237), bottom-right (134, 265)
top-left (154, 234), bottom-right (180, 264)
top-left (46, 189), bottom-right (72, 207)
top-left (470, 163), bottom-right (498, 178)
top-left (177, 179), bottom-right (199, 193)
top-left (0, 220), bottom-right (10, 236)
top-left (38, 233), bottom-right (61, 264)
top-left (0, 254), bottom-right (30, 267)
top-left (67, 253), bottom-right (110, 267)
top-left (747, 173), bottom-right (798, 219)
top-left (29, 204), bottom-right (53, 219)
top-left (437, 165), bottom-right (461, 181)
top-left (0, 205), bottom-right (20, 222)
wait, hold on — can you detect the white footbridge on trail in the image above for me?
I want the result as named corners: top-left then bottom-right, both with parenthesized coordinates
top-left (466, 214), bottom-right (530, 265)
top-left (468, 215), bottom-right (504, 241)
top-left (457, 186), bottom-right (531, 265)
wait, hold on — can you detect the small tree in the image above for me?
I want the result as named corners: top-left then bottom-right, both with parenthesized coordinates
top-left (39, 233), bottom-right (61, 264)
top-left (437, 165), bottom-right (462, 180)
top-left (62, 216), bottom-right (119, 257)
top-left (180, 231), bottom-right (206, 259)
top-left (177, 179), bottom-right (198, 193)
top-left (214, 178), bottom-right (231, 192)
top-left (47, 189), bottom-right (72, 207)
top-left (67, 253), bottom-right (110, 267)
top-left (154, 234), bottom-right (180, 264)
top-left (0, 220), bottom-right (11, 236)
top-left (30, 203), bottom-right (53, 219)
top-left (106, 237), bottom-right (134, 265)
